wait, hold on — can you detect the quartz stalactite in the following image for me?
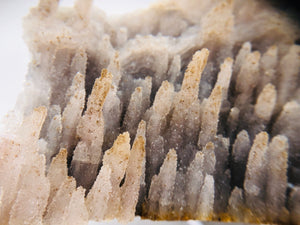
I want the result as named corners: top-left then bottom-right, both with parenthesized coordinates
top-left (71, 69), bottom-right (112, 190)
top-left (1, 0), bottom-right (300, 224)
top-left (244, 132), bottom-right (269, 220)
top-left (147, 149), bottom-right (177, 220)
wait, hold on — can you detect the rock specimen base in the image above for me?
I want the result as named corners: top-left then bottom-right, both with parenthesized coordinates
top-left (0, 0), bottom-right (300, 224)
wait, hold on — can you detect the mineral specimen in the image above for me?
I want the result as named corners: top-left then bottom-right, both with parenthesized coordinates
top-left (0, 0), bottom-right (300, 224)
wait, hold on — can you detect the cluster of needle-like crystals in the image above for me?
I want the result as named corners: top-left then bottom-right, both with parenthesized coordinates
top-left (0, 0), bottom-right (300, 224)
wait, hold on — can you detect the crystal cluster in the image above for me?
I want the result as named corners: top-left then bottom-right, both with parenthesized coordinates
top-left (0, 0), bottom-right (300, 224)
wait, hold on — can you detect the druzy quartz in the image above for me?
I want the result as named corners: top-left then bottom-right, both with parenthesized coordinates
top-left (0, 0), bottom-right (300, 224)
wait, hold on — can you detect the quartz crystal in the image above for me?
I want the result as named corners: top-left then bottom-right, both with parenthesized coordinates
top-left (0, 0), bottom-right (300, 224)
